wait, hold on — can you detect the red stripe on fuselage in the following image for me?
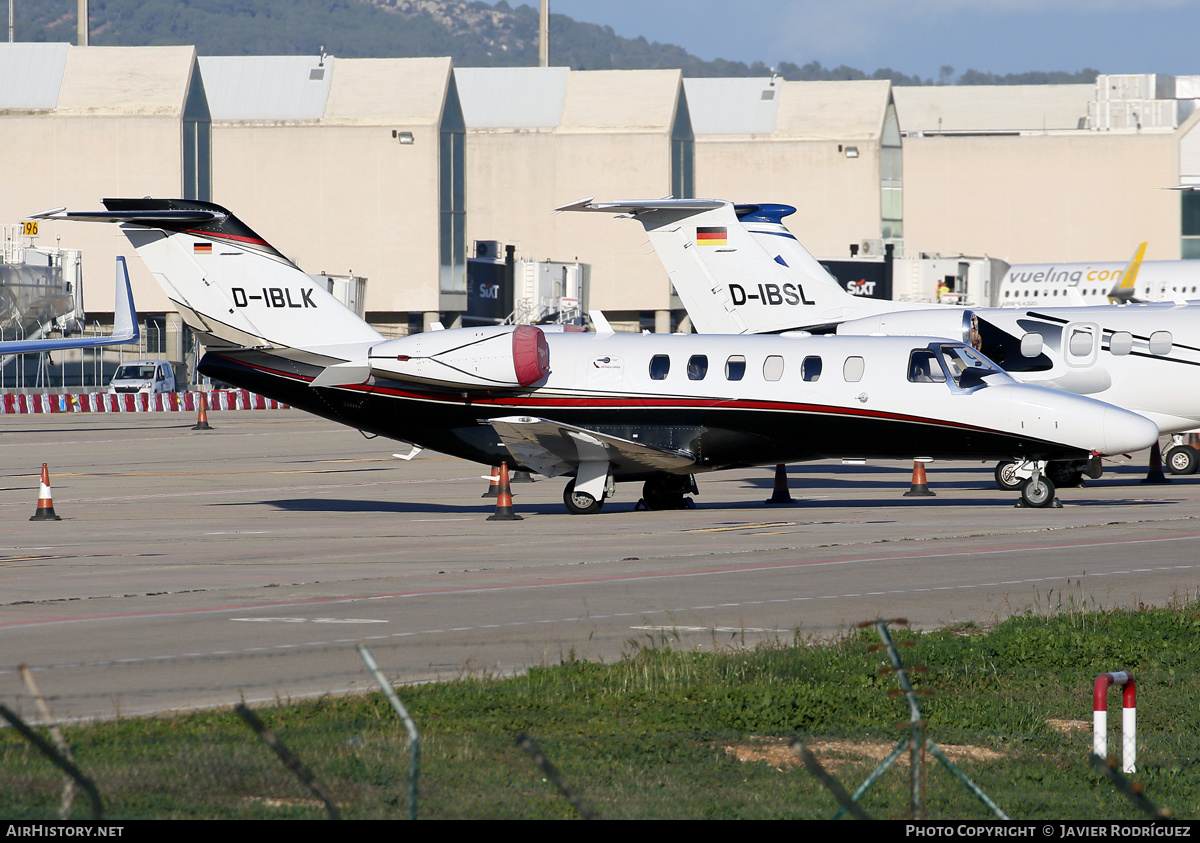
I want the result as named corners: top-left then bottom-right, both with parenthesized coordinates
top-left (216, 355), bottom-right (996, 433)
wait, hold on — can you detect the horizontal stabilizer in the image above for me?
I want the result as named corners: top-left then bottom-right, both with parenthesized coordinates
top-left (31, 208), bottom-right (222, 225)
top-left (557, 197), bottom-right (726, 215)
top-left (484, 415), bottom-right (696, 478)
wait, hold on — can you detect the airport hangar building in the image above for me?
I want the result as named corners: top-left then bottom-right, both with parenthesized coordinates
top-left (4, 41), bottom-right (1200, 334)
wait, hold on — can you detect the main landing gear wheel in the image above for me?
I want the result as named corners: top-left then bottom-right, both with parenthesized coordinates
top-left (640, 476), bottom-right (695, 511)
top-left (563, 479), bottom-right (603, 515)
top-left (994, 460), bottom-right (1023, 491)
top-left (1019, 476), bottom-right (1056, 508)
top-left (1047, 461), bottom-right (1085, 489)
top-left (1165, 445), bottom-right (1199, 475)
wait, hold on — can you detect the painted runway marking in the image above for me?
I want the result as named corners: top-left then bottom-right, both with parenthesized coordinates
top-left (4, 532), bottom-right (1200, 638)
top-left (632, 625), bottom-right (782, 633)
top-left (683, 522), bottom-right (796, 533)
top-left (231, 617), bottom-right (388, 624)
top-left (10, 556), bottom-right (1200, 676)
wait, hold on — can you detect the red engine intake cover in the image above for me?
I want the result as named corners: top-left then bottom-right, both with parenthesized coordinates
top-left (511, 324), bottom-right (550, 386)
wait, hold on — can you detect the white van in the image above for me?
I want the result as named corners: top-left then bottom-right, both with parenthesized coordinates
top-left (108, 360), bottom-right (178, 394)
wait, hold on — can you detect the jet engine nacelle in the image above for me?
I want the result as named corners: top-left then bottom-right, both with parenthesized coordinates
top-left (368, 324), bottom-right (550, 390)
top-left (835, 309), bottom-right (979, 348)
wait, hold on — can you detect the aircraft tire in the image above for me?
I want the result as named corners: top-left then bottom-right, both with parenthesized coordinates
top-left (1019, 476), bottom-right (1055, 508)
top-left (1047, 461), bottom-right (1085, 488)
top-left (994, 460), bottom-right (1023, 491)
top-left (563, 480), bottom-right (603, 515)
top-left (1165, 445), bottom-right (1198, 475)
top-left (641, 478), bottom-right (687, 510)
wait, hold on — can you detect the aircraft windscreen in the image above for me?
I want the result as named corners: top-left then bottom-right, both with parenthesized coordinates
top-left (938, 344), bottom-right (1005, 389)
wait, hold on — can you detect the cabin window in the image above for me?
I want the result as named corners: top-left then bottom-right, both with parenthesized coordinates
top-left (763, 355), bottom-right (785, 381)
top-left (649, 355), bottom-right (670, 380)
top-left (802, 356), bottom-right (822, 382)
top-left (907, 350), bottom-right (945, 383)
top-left (843, 356), bottom-right (865, 382)
top-left (725, 355), bottom-right (746, 380)
top-left (1068, 326), bottom-right (1095, 358)
top-left (1109, 332), bottom-right (1133, 355)
top-left (1149, 331), bottom-right (1173, 356)
top-left (1020, 332), bottom-right (1043, 357)
top-left (687, 355), bottom-right (708, 380)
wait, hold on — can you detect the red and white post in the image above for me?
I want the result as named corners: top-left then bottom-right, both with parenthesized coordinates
top-left (1093, 671), bottom-right (1136, 773)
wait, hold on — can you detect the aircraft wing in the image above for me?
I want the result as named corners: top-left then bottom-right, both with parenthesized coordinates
top-left (483, 415), bottom-right (697, 477)
top-left (0, 256), bottom-right (140, 353)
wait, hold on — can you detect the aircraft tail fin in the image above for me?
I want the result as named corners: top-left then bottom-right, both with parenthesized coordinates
top-left (1107, 242), bottom-right (1146, 303)
top-left (32, 199), bottom-right (381, 352)
top-left (559, 198), bottom-right (910, 333)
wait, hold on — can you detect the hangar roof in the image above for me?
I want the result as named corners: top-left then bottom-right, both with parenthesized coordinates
top-left (201, 56), bottom-right (452, 125)
top-left (58, 46), bottom-right (197, 115)
top-left (199, 56), bottom-right (331, 121)
top-left (0, 42), bottom-right (70, 110)
top-left (893, 84), bottom-right (1093, 132)
top-left (323, 57), bottom-right (452, 125)
top-left (683, 77), bottom-right (779, 135)
top-left (0, 44), bottom-right (196, 115)
top-left (558, 69), bottom-right (682, 133)
top-left (456, 67), bottom-right (569, 129)
top-left (773, 80), bottom-right (893, 139)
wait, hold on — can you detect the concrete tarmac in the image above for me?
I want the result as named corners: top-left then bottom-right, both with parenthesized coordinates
top-left (1, 410), bottom-right (1197, 722)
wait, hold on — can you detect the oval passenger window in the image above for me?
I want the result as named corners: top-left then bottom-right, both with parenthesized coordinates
top-left (843, 356), bottom-right (865, 382)
top-left (1020, 332), bottom-right (1043, 357)
top-left (1148, 331), bottom-right (1173, 356)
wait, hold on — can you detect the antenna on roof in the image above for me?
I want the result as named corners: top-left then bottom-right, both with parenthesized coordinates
top-left (319, 45), bottom-right (326, 68)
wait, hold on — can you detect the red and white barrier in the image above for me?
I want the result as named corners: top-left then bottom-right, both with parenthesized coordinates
top-left (1093, 671), bottom-right (1136, 773)
top-left (0, 390), bottom-right (288, 415)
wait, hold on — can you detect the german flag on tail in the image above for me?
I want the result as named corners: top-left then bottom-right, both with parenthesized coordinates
top-left (696, 226), bottom-right (727, 246)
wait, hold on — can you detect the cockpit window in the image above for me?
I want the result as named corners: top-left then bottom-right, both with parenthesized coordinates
top-left (939, 344), bottom-right (1002, 390)
top-left (907, 350), bottom-right (946, 383)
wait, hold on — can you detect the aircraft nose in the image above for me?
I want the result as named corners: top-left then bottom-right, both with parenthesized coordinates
top-left (1101, 406), bottom-right (1159, 455)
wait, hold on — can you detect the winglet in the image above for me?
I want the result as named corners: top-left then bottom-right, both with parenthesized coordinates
top-left (110, 256), bottom-right (139, 343)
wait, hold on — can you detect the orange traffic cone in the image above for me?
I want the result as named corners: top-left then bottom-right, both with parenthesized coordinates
top-left (481, 465), bottom-right (500, 497)
top-left (486, 462), bottom-right (523, 521)
top-left (29, 463), bottom-right (62, 521)
top-left (764, 464), bottom-right (795, 504)
top-left (192, 393), bottom-right (213, 431)
top-left (903, 461), bottom-right (936, 497)
top-left (1141, 440), bottom-right (1170, 484)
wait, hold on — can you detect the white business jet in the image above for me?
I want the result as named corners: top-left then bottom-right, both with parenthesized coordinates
top-left (562, 198), bottom-right (1199, 486)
